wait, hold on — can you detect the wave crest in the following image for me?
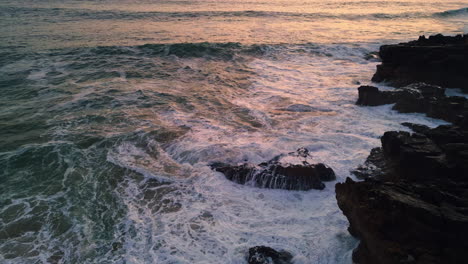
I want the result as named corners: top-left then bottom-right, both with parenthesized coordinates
top-left (434, 7), bottom-right (468, 17)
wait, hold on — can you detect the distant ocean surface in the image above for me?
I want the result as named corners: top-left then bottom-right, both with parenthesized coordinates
top-left (0, 0), bottom-right (466, 263)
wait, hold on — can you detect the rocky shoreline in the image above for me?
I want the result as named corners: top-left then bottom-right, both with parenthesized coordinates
top-left (371, 34), bottom-right (468, 91)
top-left (356, 83), bottom-right (468, 127)
top-left (337, 34), bottom-right (468, 264)
top-left (337, 125), bottom-right (468, 264)
top-left (209, 34), bottom-right (467, 264)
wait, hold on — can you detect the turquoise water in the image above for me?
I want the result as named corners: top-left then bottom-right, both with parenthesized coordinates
top-left (0, 1), bottom-right (466, 263)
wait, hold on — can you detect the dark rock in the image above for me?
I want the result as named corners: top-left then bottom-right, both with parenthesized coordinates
top-left (314, 163), bottom-right (336, 181)
top-left (336, 178), bottom-right (468, 264)
top-left (371, 34), bottom-right (468, 91)
top-left (356, 86), bottom-right (397, 106)
top-left (353, 128), bottom-right (456, 182)
top-left (356, 83), bottom-right (445, 108)
top-left (339, 125), bottom-right (468, 264)
top-left (248, 246), bottom-right (293, 264)
top-left (401, 122), bottom-right (430, 134)
top-left (344, 34), bottom-right (468, 264)
top-left (381, 131), bottom-right (449, 181)
top-left (391, 83), bottom-right (447, 114)
top-left (408, 82), bottom-right (446, 98)
top-left (211, 149), bottom-right (336, 191)
top-left (355, 83), bottom-right (468, 127)
top-left (423, 125), bottom-right (468, 145)
top-left (351, 147), bottom-right (389, 179)
top-left (294, 147), bottom-right (310, 158)
top-left (414, 34), bottom-right (468, 46)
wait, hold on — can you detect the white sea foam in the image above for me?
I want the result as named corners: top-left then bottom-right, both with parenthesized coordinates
top-left (106, 45), bottom-right (448, 264)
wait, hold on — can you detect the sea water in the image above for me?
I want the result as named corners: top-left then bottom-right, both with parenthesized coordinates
top-left (0, 0), bottom-right (466, 263)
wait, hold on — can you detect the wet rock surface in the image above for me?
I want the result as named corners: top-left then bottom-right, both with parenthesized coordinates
top-left (352, 124), bottom-right (468, 181)
top-left (356, 82), bottom-right (468, 127)
top-left (338, 125), bottom-right (468, 264)
top-left (247, 246), bottom-right (293, 264)
top-left (211, 148), bottom-right (336, 190)
top-left (356, 85), bottom-right (393, 106)
top-left (342, 34), bottom-right (468, 263)
top-left (371, 34), bottom-right (468, 91)
top-left (351, 147), bottom-right (388, 179)
top-left (337, 178), bottom-right (468, 264)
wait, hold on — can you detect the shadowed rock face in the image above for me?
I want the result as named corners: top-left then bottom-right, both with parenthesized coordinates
top-left (341, 34), bottom-right (468, 264)
top-left (211, 148), bottom-right (336, 191)
top-left (247, 246), bottom-right (293, 264)
top-left (356, 83), bottom-right (468, 127)
top-left (336, 178), bottom-right (468, 264)
top-left (351, 147), bottom-right (388, 180)
top-left (338, 125), bottom-right (468, 264)
top-left (371, 34), bottom-right (468, 91)
top-left (356, 85), bottom-right (398, 106)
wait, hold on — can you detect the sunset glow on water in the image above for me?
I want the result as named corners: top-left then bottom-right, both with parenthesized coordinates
top-left (1, 0), bottom-right (466, 49)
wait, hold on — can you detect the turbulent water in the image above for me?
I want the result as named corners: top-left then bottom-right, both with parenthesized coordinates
top-left (0, 0), bottom-right (466, 263)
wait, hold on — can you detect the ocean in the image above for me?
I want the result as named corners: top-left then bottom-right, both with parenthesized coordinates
top-left (0, 0), bottom-right (466, 263)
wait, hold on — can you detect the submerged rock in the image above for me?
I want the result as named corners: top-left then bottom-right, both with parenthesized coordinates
top-left (338, 125), bottom-right (468, 264)
top-left (283, 104), bottom-right (316, 112)
top-left (248, 246), bottom-right (293, 264)
top-left (371, 34), bottom-right (468, 91)
top-left (281, 104), bottom-right (332, 113)
top-left (211, 148), bottom-right (336, 190)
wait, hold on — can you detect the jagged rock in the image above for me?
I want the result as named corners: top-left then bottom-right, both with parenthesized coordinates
top-left (351, 147), bottom-right (388, 179)
top-left (356, 86), bottom-right (398, 106)
top-left (356, 83), bottom-right (445, 107)
top-left (402, 122), bottom-right (431, 134)
top-left (424, 125), bottom-right (468, 143)
top-left (248, 246), bottom-right (293, 264)
top-left (211, 149), bottom-right (336, 190)
top-left (355, 83), bottom-right (468, 127)
top-left (336, 178), bottom-right (468, 264)
top-left (352, 129), bottom-right (454, 182)
top-left (371, 34), bottom-right (468, 91)
top-left (353, 128), bottom-right (459, 182)
top-left (339, 125), bottom-right (468, 264)
top-left (381, 131), bottom-right (449, 181)
top-left (344, 34), bottom-right (468, 264)
top-left (379, 126), bottom-right (468, 181)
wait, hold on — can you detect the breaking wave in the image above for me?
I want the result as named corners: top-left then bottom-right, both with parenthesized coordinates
top-left (0, 6), bottom-right (433, 22)
top-left (434, 7), bottom-right (468, 18)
